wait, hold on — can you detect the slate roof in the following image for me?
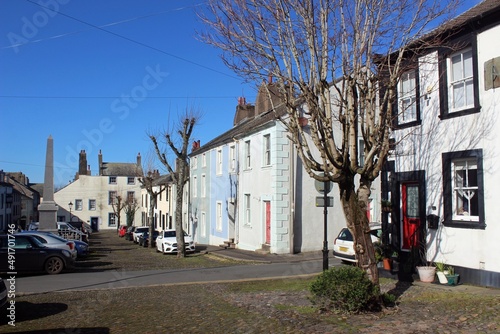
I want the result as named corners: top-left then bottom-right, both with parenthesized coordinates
top-left (100, 162), bottom-right (143, 177)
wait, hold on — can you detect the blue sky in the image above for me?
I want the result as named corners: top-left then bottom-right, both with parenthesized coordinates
top-left (0, 0), bottom-right (257, 186)
top-left (0, 0), bottom-right (482, 187)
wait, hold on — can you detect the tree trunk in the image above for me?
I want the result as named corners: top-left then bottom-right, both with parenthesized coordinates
top-left (340, 176), bottom-right (379, 286)
top-left (148, 196), bottom-right (156, 248)
top-left (175, 182), bottom-right (186, 258)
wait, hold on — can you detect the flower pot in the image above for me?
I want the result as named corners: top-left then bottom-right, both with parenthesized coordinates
top-left (416, 266), bottom-right (436, 283)
top-left (383, 258), bottom-right (392, 270)
top-left (436, 271), bottom-right (448, 284)
top-left (446, 274), bottom-right (460, 286)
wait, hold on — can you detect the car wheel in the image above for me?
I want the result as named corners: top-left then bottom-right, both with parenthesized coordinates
top-left (45, 257), bottom-right (64, 275)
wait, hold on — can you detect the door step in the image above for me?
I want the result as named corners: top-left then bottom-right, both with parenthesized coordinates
top-left (219, 238), bottom-right (235, 249)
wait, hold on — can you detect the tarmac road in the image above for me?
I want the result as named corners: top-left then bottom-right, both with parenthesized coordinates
top-left (16, 260), bottom-right (328, 294)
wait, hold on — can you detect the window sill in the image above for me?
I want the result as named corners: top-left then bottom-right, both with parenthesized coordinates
top-left (439, 106), bottom-right (480, 120)
top-left (442, 220), bottom-right (486, 229)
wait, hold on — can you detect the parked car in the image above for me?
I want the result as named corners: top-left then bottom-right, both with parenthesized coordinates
top-left (332, 224), bottom-right (381, 264)
top-left (57, 222), bottom-right (88, 243)
top-left (81, 222), bottom-right (93, 235)
top-left (72, 239), bottom-right (89, 258)
top-left (17, 231), bottom-right (78, 260)
top-left (138, 230), bottom-right (159, 247)
top-left (132, 227), bottom-right (150, 244)
top-left (124, 226), bottom-right (135, 241)
top-left (155, 229), bottom-right (195, 254)
top-left (0, 278), bottom-right (6, 308)
top-left (0, 234), bottom-right (75, 275)
top-left (118, 225), bottom-right (127, 237)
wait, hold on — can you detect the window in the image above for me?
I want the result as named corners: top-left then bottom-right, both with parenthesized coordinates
top-left (245, 140), bottom-right (251, 169)
top-left (263, 134), bottom-right (271, 166)
top-left (439, 42), bottom-right (479, 119)
top-left (216, 149), bottom-right (222, 175)
top-left (442, 149), bottom-right (484, 229)
top-left (450, 49), bottom-right (473, 111)
top-left (127, 191), bottom-right (135, 203)
top-left (201, 212), bottom-right (206, 238)
top-left (202, 153), bottom-right (206, 167)
top-left (192, 156), bottom-right (198, 170)
top-left (216, 202), bottom-right (222, 231)
top-left (109, 191), bottom-right (117, 205)
top-left (229, 145), bottom-right (236, 172)
top-left (75, 199), bottom-right (83, 211)
top-left (89, 199), bottom-right (96, 211)
top-left (201, 174), bottom-right (206, 197)
top-left (397, 70), bottom-right (419, 125)
top-left (109, 176), bottom-right (117, 184)
top-left (244, 194), bottom-right (251, 225)
top-left (127, 177), bottom-right (135, 185)
top-left (108, 213), bottom-right (117, 227)
top-left (192, 176), bottom-right (197, 198)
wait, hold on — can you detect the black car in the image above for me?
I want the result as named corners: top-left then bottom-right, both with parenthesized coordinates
top-left (124, 226), bottom-right (135, 241)
top-left (138, 230), bottom-right (159, 247)
top-left (0, 234), bottom-right (75, 275)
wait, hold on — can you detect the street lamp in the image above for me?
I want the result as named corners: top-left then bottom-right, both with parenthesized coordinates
top-left (68, 201), bottom-right (73, 222)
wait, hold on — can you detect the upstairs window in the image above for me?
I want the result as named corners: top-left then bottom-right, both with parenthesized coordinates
top-left (449, 49), bottom-right (474, 112)
top-left (245, 140), bottom-right (251, 169)
top-left (127, 177), bottom-right (135, 185)
top-left (439, 38), bottom-right (480, 119)
top-left (398, 71), bottom-right (418, 125)
top-left (216, 149), bottom-right (223, 175)
top-left (229, 145), bottom-right (236, 172)
top-left (75, 199), bottom-right (83, 211)
top-left (263, 134), bottom-right (271, 166)
top-left (109, 176), bottom-right (117, 184)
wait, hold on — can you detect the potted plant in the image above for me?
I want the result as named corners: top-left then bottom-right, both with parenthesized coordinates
top-left (445, 265), bottom-right (460, 286)
top-left (435, 261), bottom-right (450, 284)
top-left (381, 244), bottom-right (394, 270)
top-left (414, 245), bottom-right (436, 283)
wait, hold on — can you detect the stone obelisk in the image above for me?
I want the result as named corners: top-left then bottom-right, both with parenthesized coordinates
top-left (38, 135), bottom-right (58, 230)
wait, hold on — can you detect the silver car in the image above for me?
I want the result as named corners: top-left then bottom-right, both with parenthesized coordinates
top-left (17, 231), bottom-right (78, 260)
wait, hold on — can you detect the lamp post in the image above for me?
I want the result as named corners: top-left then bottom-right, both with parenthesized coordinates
top-left (68, 201), bottom-right (73, 222)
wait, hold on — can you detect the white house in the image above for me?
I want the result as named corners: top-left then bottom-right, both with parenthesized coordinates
top-left (387, 0), bottom-right (500, 287)
top-left (54, 150), bottom-right (143, 231)
top-left (190, 84), bottom-right (382, 254)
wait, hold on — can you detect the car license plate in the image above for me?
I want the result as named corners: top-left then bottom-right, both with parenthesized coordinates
top-left (339, 247), bottom-right (348, 252)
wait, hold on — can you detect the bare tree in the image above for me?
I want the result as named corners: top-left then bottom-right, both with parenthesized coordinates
top-left (111, 193), bottom-right (125, 231)
top-left (150, 111), bottom-right (198, 257)
top-left (124, 195), bottom-right (139, 227)
top-left (139, 169), bottom-right (165, 248)
top-left (201, 0), bottom-right (459, 285)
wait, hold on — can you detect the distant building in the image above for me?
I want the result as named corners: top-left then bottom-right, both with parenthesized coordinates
top-left (54, 150), bottom-right (143, 231)
top-left (0, 170), bottom-right (40, 231)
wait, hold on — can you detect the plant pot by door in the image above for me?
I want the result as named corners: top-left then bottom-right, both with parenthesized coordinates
top-left (446, 274), bottom-right (460, 286)
top-left (383, 258), bottom-right (392, 270)
top-left (436, 271), bottom-right (448, 284)
top-left (416, 266), bottom-right (436, 283)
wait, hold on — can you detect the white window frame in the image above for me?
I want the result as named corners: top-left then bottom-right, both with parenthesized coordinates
top-left (201, 174), bottom-right (206, 197)
top-left (108, 212), bottom-right (117, 227)
top-left (201, 212), bottom-right (206, 238)
top-left (245, 140), bottom-right (251, 170)
top-left (127, 177), bottom-right (135, 185)
top-left (244, 194), bottom-right (251, 226)
top-left (398, 71), bottom-right (417, 123)
top-left (448, 48), bottom-right (474, 113)
top-left (202, 153), bottom-right (206, 167)
top-left (451, 158), bottom-right (479, 222)
top-left (216, 149), bottom-right (223, 175)
top-left (109, 176), bottom-right (117, 184)
top-left (108, 191), bottom-right (117, 205)
top-left (192, 176), bottom-right (197, 198)
top-left (216, 201), bottom-right (223, 232)
top-left (263, 134), bottom-right (271, 166)
top-left (229, 145), bottom-right (236, 172)
top-left (89, 199), bottom-right (96, 211)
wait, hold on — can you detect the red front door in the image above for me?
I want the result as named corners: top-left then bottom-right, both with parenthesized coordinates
top-left (401, 182), bottom-right (421, 251)
top-left (265, 201), bottom-right (271, 245)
